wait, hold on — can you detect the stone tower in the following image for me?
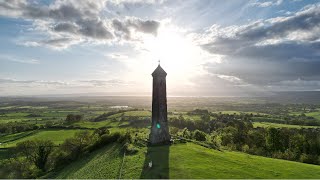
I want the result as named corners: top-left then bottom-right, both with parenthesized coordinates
top-left (149, 64), bottom-right (171, 145)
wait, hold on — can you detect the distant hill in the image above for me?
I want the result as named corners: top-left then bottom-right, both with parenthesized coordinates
top-left (2, 91), bottom-right (320, 105)
top-left (49, 142), bottom-right (320, 179)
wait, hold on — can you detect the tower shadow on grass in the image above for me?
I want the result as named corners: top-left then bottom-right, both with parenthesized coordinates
top-left (140, 145), bottom-right (170, 179)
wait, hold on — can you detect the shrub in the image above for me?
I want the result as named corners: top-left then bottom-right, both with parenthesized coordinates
top-left (51, 151), bottom-right (72, 169)
top-left (60, 131), bottom-right (92, 159)
top-left (93, 127), bottom-right (110, 137)
top-left (0, 157), bottom-right (41, 179)
top-left (123, 143), bottom-right (139, 155)
top-left (87, 132), bottom-right (122, 152)
top-left (65, 114), bottom-right (83, 123)
top-left (211, 133), bottom-right (222, 149)
top-left (193, 130), bottom-right (207, 141)
top-left (118, 131), bottom-right (132, 143)
top-left (242, 144), bottom-right (250, 153)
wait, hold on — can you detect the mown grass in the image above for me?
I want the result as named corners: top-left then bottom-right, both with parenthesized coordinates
top-left (74, 121), bottom-right (113, 128)
top-left (167, 143), bottom-right (320, 179)
top-left (305, 111), bottom-right (320, 120)
top-left (253, 122), bottom-right (320, 129)
top-left (0, 131), bottom-right (36, 143)
top-left (51, 142), bottom-right (320, 179)
top-left (0, 129), bottom-right (91, 148)
top-left (124, 111), bottom-right (151, 117)
top-left (52, 144), bottom-right (123, 179)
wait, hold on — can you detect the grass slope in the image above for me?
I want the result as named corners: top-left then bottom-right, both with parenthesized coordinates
top-left (52, 143), bottom-right (320, 179)
top-left (167, 143), bottom-right (320, 179)
top-left (52, 144), bottom-right (123, 179)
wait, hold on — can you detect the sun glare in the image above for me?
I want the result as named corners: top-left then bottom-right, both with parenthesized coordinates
top-left (140, 24), bottom-right (211, 85)
top-left (126, 22), bottom-right (221, 92)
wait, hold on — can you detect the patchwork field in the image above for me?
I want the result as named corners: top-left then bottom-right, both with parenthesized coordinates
top-left (1, 98), bottom-right (320, 179)
top-left (0, 129), bottom-right (90, 148)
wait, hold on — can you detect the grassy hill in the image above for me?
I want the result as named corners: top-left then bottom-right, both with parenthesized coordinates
top-left (50, 142), bottom-right (320, 179)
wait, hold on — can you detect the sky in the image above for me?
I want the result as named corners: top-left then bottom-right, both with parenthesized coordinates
top-left (0, 0), bottom-right (319, 96)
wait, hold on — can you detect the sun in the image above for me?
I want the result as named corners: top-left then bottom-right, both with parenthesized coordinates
top-left (127, 22), bottom-right (220, 92)
top-left (141, 24), bottom-right (208, 83)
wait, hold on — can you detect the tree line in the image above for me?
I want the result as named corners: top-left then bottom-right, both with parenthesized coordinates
top-left (0, 128), bottom-right (137, 179)
top-left (170, 110), bottom-right (320, 165)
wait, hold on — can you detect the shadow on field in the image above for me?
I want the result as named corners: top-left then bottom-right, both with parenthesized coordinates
top-left (140, 145), bottom-right (170, 179)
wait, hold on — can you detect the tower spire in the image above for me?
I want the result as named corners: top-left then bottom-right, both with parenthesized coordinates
top-left (158, 59), bottom-right (160, 65)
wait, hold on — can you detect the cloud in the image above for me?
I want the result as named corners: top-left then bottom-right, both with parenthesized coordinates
top-left (250, 0), bottom-right (283, 7)
top-left (108, 0), bottom-right (166, 5)
top-left (0, 78), bottom-right (135, 96)
top-left (53, 22), bottom-right (78, 34)
top-left (201, 4), bottom-right (320, 57)
top-left (0, 78), bottom-right (131, 87)
top-left (0, 79), bottom-right (36, 84)
top-left (0, 0), bottom-right (160, 49)
top-left (21, 37), bottom-right (83, 50)
top-left (76, 19), bottom-right (114, 39)
top-left (195, 3), bottom-right (320, 91)
top-left (112, 18), bottom-right (159, 40)
top-left (217, 74), bottom-right (244, 84)
top-left (106, 53), bottom-right (129, 60)
top-left (80, 79), bottom-right (132, 87)
top-left (0, 55), bottom-right (39, 64)
top-left (127, 18), bottom-right (160, 35)
top-left (268, 78), bottom-right (320, 91)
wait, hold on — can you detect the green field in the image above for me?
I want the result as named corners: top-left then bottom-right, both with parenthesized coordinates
top-left (253, 122), bottom-right (320, 129)
top-left (124, 111), bottom-right (151, 117)
top-left (51, 142), bottom-right (320, 179)
top-left (0, 129), bottom-right (91, 148)
top-left (213, 111), bottom-right (268, 115)
top-left (1, 99), bottom-right (320, 179)
top-left (0, 131), bottom-right (36, 143)
top-left (305, 112), bottom-right (320, 120)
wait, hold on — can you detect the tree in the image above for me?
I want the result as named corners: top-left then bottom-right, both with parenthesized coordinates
top-left (182, 128), bottom-right (191, 139)
top-left (65, 114), bottom-right (83, 123)
top-left (61, 131), bottom-right (92, 159)
top-left (93, 127), bottom-right (110, 137)
top-left (16, 140), bottom-right (54, 171)
top-left (220, 126), bottom-right (237, 146)
top-left (266, 128), bottom-right (281, 152)
top-left (247, 129), bottom-right (266, 148)
top-left (193, 130), bottom-right (206, 141)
